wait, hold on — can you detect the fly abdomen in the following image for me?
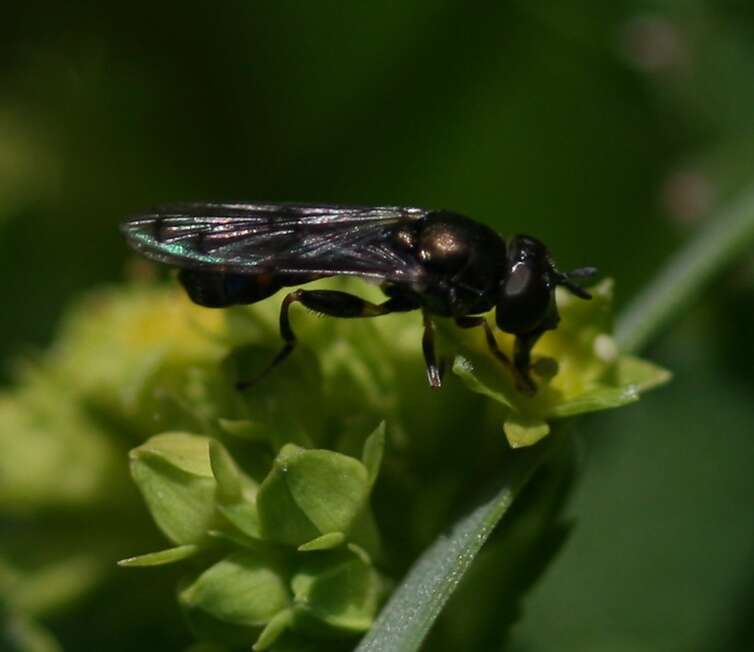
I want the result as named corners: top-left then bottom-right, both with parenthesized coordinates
top-left (178, 270), bottom-right (282, 307)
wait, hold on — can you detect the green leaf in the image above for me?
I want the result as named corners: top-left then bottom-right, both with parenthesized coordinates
top-left (434, 442), bottom-right (576, 650)
top-left (179, 551), bottom-right (290, 627)
top-left (354, 439), bottom-right (556, 652)
top-left (129, 432), bottom-right (217, 545)
top-left (117, 544), bottom-right (201, 568)
top-left (292, 548), bottom-right (379, 633)
top-left (257, 444), bottom-right (370, 547)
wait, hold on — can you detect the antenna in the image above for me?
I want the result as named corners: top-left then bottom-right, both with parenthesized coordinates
top-left (555, 266), bottom-right (598, 300)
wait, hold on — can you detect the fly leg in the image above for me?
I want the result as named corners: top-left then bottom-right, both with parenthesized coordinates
top-left (455, 316), bottom-right (536, 395)
top-left (513, 329), bottom-right (548, 396)
top-left (422, 311), bottom-right (446, 389)
top-left (455, 316), bottom-right (513, 370)
top-left (237, 289), bottom-right (417, 389)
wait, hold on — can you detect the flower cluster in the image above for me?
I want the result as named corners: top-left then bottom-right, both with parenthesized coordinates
top-left (1, 276), bottom-right (668, 651)
top-left (122, 429), bottom-right (385, 650)
top-left (448, 279), bottom-right (670, 446)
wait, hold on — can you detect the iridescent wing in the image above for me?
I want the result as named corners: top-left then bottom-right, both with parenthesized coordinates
top-left (121, 202), bottom-right (429, 283)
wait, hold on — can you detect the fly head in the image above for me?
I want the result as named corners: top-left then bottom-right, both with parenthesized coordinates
top-left (496, 235), bottom-right (597, 335)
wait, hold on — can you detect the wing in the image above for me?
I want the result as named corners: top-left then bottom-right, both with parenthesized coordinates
top-left (120, 202), bottom-right (429, 283)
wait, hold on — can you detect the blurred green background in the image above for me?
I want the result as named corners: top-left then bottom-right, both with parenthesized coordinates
top-left (2, 2), bottom-right (753, 651)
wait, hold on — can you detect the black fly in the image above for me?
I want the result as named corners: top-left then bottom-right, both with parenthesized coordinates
top-left (121, 202), bottom-right (597, 393)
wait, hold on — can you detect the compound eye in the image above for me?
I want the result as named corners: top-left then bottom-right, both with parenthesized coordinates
top-left (497, 261), bottom-right (554, 334)
top-left (504, 262), bottom-right (532, 298)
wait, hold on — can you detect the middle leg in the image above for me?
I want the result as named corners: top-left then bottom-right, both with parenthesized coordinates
top-left (422, 311), bottom-right (446, 389)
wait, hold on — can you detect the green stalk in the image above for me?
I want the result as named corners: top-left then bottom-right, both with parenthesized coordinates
top-left (616, 187), bottom-right (754, 354)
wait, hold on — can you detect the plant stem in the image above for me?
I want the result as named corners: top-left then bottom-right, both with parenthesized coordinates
top-left (616, 187), bottom-right (754, 354)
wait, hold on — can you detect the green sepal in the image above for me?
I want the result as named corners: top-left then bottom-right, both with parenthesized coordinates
top-left (502, 415), bottom-right (550, 449)
top-left (346, 508), bottom-right (382, 562)
top-left (206, 529), bottom-right (260, 550)
top-left (547, 386), bottom-right (639, 418)
top-left (361, 422), bottom-right (386, 490)
top-left (129, 432), bottom-right (217, 545)
top-left (218, 418), bottom-right (263, 440)
top-left (257, 444), bottom-right (370, 547)
top-left (216, 503), bottom-right (262, 540)
top-left (253, 608), bottom-right (294, 651)
top-left (345, 542), bottom-right (372, 565)
top-left (613, 354), bottom-right (673, 393)
top-left (291, 548), bottom-right (379, 634)
top-left (179, 550), bottom-right (290, 628)
top-left (209, 439), bottom-right (244, 502)
top-left (180, 602), bottom-right (260, 649)
top-left (117, 544), bottom-right (201, 568)
top-left (209, 439), bottom-right (261, 539)
top-left (544, 352), bottom-right (671, 419)
top-left (451, 355), bottom-right (515, 409)
top-left (298, 532), bottom-right (346, 552)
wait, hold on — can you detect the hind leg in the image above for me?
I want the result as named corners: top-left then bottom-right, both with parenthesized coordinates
top-left (237, 289), bottom-right (418, 389)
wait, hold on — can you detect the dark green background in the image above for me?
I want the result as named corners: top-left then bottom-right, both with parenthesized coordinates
top-left (2, 2), bottom-right (753, 650)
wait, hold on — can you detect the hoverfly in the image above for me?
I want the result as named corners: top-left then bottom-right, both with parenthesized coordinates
top-left (121, 202), bottom-right (597, 393)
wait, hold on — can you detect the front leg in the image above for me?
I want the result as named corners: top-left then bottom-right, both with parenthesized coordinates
top-left (455, 316), bottom-right (536, 395)
top-left (513, 329), bottom-right (547, 395)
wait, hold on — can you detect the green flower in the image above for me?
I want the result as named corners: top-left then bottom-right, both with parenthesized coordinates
top-left (446, 280), bottom-right (670, 447)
